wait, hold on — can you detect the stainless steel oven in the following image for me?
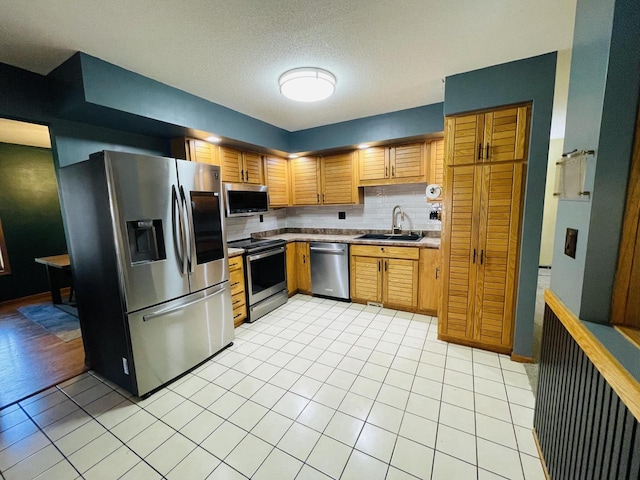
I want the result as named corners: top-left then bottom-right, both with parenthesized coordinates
top-left (227, 238), bottom-right (288, 322)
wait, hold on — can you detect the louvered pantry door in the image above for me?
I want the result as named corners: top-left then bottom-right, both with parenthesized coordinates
top-left (483, 107), bottom-right (529, 162)
top-left (473, 162), bottom-right (525, 349)
top-left (445, 114), bottom-right (484, 166)
top-left (440, 163), bottom-right (483, 340)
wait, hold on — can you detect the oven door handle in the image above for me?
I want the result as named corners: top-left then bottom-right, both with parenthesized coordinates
top-left (247, 246), bottom-right (285, 262)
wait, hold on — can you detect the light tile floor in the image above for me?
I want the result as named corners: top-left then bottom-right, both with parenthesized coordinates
top-left (0, 295), bottom-right (545, 480)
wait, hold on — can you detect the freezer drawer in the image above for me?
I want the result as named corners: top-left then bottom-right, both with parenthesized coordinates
top-left (127, 282), bottom-right (234, 396)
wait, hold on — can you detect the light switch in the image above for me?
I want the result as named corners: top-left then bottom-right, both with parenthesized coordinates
top-left (564, 228), bottom-right (578, 258)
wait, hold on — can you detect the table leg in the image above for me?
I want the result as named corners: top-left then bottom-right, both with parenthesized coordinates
top-left (47, 265), bottom-right (63, 304)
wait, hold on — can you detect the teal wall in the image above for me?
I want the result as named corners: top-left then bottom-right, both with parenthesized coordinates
top-left (444, 53), bottom-right (557, 358)
top-left (0, 143), bottom-right (68, 301)
top-left (289, 103), bottom-right (444, 153)
top-left (550, 0), bottom-right (640, 323)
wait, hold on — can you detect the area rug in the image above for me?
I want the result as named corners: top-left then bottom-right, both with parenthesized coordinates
top-left (17, 303), bottom-right (81, 342)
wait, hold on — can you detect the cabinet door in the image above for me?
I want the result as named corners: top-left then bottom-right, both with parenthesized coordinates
top-left (389, 143), bottom-right (427, 183)
top-left (290, 157), bottom-right (320, 205)
top-left (286, 242), bottom-right (297, 295)
top-left (429, 139), bottom-right (445, 200)
top-left (242, 152), bottom-right (264, 184)
top-left (296, 242), bottom-right (311, 293)
top-left (358, 147), bottom-right (389, 184)
top-left (220, 147), bottom-right (243, 183)
top-left (444, 114), bottom-right (485, 166)
top-left (473, 162), bottom-right (524, 349)
top-left (383, 258), bottom-right (418, 308)
top-left (440, 164), bottom-right (482, 341)
top-left (483, 107), bottom-right (529, 162)
top-left (322, 153), bottom-right (357, 204)
top-left (265, 156), bottom-right (290, 207)
top-left (350, 255), bottom-right (382, 303)
top-left (418, 248), bottom-right (441, 314)
top-left (192, 140), bottom-right (218, 165)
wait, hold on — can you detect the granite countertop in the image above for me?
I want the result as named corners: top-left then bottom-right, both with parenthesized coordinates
top-left (263, 232), bottom-right (440, 249)
top-left (227, 247), bottom-right (245, 257)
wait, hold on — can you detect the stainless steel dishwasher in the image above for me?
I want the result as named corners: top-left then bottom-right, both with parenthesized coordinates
top-left (310, 242), bottom-right (350, 300)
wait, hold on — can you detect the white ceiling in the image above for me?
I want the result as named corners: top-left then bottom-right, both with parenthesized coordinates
top-left (0, 119), bottom-right (51, 148)
top-left (0, 0), bottom-right (576, 132)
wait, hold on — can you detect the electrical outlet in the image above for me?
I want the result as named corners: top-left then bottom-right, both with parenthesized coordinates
top-left (259, 214), bottom-right (264, 223)
top-left (338, 211), bottom-right (346, 219)
top-left (564, 228), bottom-right (578, 258)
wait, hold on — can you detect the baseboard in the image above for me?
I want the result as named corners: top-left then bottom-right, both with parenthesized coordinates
top-left (0, 288), bottom-right (71, 309)
top-left (510, 353), bottom-right (535, 363)
top-left (532, 428), bottom-right (551, 480)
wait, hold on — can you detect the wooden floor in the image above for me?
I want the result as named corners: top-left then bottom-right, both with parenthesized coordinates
top-left (0, 292), bottom-right (86, 409)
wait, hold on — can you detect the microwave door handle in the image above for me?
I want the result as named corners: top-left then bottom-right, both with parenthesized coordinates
top-left (180, 186), bottom-right (197, 273)
top-left (172, 185), bottom-right (187, 275)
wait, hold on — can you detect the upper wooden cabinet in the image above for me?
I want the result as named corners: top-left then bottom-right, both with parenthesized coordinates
top-left (219, 147), bottom-right (264, 184)
top-left (444, 106), bottom-right (529, 166)
top-left (321, 152), bottom-right (363, 205)
top-left (171, 138), bottom-right (219, 165)
top-left (358, 142), bottom-right (427, 186)
top-left (290, 156), bottom-right (321, 205)
top-left (428, 139), bottom-right (445, 201)
top-left (290, 154), bottom-right (362, 206)
top-left (264, 155), bottom-right (290, 207)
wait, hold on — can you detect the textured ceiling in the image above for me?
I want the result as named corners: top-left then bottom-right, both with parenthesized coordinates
top-left (0, 0), bottom-right (576, 131)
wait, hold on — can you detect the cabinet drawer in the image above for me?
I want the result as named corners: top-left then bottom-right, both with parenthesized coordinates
top-left (230, 269), bottom-right (245, 295)
top-left (232, 302), bottom-right (247, 326)
top-left (231, 291), bottom-right (246, 310)
top-left (228, 255), bottom-right (243, 272)
top-left (351, 245), bottom-right (419, 260)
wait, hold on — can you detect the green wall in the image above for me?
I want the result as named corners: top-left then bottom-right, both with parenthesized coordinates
top-left (0, 142), bottom-right (68, 301)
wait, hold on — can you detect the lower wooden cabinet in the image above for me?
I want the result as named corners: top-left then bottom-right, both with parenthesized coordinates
top-left (418, 248), bottom-right (441, 315)
top-left (350, 245), bottom-right (419, 310)
top-left (296, 242), bottom-right (312, 294)
top-left (228, 256), bottom-right (247, 326)
top-left (286, 242), bottom-right (297, 296)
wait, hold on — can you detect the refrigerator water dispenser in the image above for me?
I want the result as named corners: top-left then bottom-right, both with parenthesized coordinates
top-left (127, 219), bottom-right (166, 264)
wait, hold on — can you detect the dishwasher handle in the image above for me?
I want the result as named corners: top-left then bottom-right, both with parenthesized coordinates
top-left (310, 246), bottom-right (347, 254)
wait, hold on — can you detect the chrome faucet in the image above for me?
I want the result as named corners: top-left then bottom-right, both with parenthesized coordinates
top-left (391, 205), bottom-right (405, 234)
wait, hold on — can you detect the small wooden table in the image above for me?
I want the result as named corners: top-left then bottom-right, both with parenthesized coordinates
top-left (35, 254), bottom-right (72, 305)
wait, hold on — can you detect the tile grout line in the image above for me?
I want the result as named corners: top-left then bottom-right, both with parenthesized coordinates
top-left (50, 376), bottom-right (167, 479)
top-left (15, 401), bottom-right (84, 480)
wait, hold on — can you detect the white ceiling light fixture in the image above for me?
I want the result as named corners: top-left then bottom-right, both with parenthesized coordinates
top-left (279, 67), bottom-right (336, 102)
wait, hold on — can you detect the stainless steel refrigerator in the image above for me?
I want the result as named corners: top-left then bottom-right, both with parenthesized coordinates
top-left (59, 151), bottom-right (234, 397)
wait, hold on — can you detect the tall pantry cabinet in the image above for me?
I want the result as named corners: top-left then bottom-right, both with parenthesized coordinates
top-left (439, 105), bottom-right (530, 353)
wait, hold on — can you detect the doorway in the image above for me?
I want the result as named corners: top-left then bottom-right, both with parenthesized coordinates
top-left (0, 118), bottom-right (86, 409)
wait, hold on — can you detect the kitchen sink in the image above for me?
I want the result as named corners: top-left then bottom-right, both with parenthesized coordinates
top-left (356, 233), bottom-right (423, 241)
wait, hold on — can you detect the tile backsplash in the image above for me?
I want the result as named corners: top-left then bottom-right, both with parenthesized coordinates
top-left (225, 184), bottom-right (441, 240)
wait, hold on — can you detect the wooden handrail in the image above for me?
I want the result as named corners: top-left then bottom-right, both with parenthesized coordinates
top-left (545, 289), bottom-right (640, 421)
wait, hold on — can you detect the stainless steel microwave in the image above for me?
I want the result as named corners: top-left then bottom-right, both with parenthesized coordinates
top-left (224, 183), bottom-right (269, 217)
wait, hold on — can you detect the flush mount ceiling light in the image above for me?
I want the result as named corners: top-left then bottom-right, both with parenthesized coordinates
top-left (279, 67), bottom-right (336, 102)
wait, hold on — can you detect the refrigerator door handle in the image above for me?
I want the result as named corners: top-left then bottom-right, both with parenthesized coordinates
top-left (172, 185), bottom-right (188, 275)
top-left (180, 185), bottom-right (197, 273)
top-left (142, 283), bottom-right (227, 321)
